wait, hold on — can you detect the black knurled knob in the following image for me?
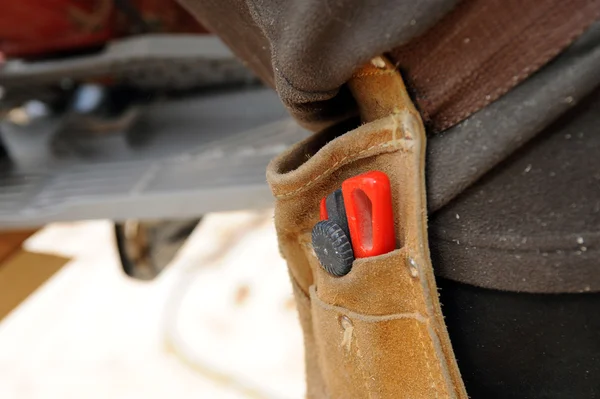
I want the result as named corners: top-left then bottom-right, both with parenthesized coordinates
top-left (311, 219), bottom-right (354, 277)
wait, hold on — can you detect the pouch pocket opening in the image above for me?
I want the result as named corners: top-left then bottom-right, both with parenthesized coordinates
top-left (275, 117), bottom-right (360, 175)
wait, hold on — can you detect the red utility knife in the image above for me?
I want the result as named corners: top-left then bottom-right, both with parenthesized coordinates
top-left (342, 171), bottom-right (396, 258)
top-left (314, 170), bottom-right (396, 277)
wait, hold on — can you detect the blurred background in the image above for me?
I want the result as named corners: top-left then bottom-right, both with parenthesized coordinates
top-left (0, 1), bottom-right (306, 398)
top-left (0, 214), bottom-right (306, 399)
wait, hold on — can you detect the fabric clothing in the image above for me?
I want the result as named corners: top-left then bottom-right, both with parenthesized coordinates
top-left (429, 25), bottom-right (600, 293)
top-left (178, 0), bottom-right (600, 293)
top-left (438, 277), bottom-right (600, 398)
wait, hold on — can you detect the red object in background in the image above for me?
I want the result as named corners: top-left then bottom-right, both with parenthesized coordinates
top-left (0, 0), bottom-right (207, 59)
top-left (342, 171), bottom-right (396, 258)
top-left (129, 0), bottom-right (208, 34)
top-left (0, 0), bottom-right (115, 58)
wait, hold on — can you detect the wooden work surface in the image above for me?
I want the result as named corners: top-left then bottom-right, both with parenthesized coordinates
top-left (0, 229), bottom-right (69, 321)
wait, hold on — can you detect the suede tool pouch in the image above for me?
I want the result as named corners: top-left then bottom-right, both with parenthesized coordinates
top-left (267, 57), bottom-right (467, 399)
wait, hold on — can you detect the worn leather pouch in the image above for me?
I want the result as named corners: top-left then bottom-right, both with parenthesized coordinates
top-left (267, 58), bottom-right (467, 398)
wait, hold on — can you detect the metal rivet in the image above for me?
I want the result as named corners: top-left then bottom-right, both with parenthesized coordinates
top-left (408, 257), bottom-right (419, 278)
top-left (339, 315), bottom-right (353, 329)
top-left (371, 57), bottom-right (386, 69)
top-left (339, 315), bottom-right (354, 351)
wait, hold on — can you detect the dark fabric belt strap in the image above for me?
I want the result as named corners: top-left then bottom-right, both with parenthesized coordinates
top-left (390, 0), bottom-right (600, 133)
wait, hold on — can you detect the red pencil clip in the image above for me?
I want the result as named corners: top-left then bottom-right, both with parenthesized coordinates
top-left (342, 171), bottom-right (396, 258)
top-left (319, 197), bottom-right (328, 220)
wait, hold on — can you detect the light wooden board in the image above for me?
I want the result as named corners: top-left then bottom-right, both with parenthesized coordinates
top-left (0, 250), bottom-right (69, 321)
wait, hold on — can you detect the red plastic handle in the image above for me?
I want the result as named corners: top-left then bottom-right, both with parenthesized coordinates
top-left (341, 171), bottom-right (396, 258)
